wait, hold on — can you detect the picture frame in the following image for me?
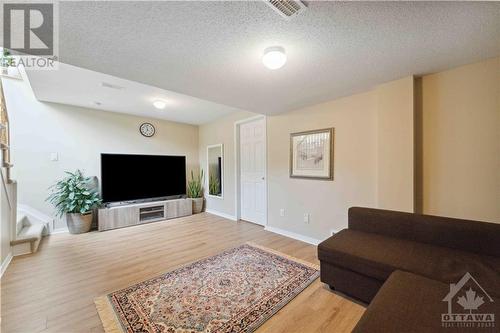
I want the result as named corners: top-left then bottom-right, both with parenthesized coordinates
top-left (290, 128), bottom-right (334, 180)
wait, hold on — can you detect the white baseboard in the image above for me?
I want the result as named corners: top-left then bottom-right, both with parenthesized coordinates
top-left (264, 226), bottom-right (322, 246)
top-left (0, 252), bottom-right (13, 279)
top-left (331, 229), bottom-right (339, 235)
top-left (50, 227), bottom-right (69, 235)
top-left (205, 209), bottom-right (238, 221)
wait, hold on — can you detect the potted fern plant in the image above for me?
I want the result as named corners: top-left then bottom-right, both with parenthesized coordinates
top-left (47, 170), bottom-right (102, 234)
top-left (187, 169), bottom-right (204, 214)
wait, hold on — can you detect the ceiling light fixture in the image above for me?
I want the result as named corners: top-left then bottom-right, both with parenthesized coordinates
top-left (262, 46), bottom-right (287, 70)
top-left (153, 100), bottom-right (167, 109)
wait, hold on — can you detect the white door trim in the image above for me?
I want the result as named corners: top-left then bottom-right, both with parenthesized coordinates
top-left (234, 115), bottom-right (267, 225)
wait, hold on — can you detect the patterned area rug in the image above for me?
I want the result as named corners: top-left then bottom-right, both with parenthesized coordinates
top-left (95, 243), bottom-right (319, 333)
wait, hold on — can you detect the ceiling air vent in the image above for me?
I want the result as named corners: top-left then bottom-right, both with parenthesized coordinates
top-left (264, 0), bottom-right (307, 20)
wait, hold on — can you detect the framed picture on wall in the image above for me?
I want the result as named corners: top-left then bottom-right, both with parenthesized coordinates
top-left (290, 128), bottom-right (334, 180)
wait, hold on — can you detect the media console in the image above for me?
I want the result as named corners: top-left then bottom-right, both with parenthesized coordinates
top-left (98, 198), bottom-right (192, 231)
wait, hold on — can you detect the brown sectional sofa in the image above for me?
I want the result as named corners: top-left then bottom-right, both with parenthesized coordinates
top-left (354, 270), bottom-right (500, 333)
top-left (318, 207), bottom-right (500, 332)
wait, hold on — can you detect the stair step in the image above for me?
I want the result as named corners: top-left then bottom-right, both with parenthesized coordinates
top-left (12, 224), bottom-right (45, 255)
top-left (10, 237), bottom-right (37, 245)
top-left (16, 214), bottom-right (26, 224)
top-left (18, 223), bottom-right (44, 239)
top-left (16, 214), bottom-right (27, 235)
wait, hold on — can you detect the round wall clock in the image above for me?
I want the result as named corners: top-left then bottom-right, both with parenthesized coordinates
top-left (139, 122), bottom-right (155, 137)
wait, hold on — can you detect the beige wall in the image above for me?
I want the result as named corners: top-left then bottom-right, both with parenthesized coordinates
top-left (418, 57), bottom-right (500, 222)
top-left (198, 110), bottom-right (258, 217)
top-left (198, 77), bottom-right (416, 241)
top-left (198, 90), bottom-right (382, 239)
top-left (376, 76), bottom-right (415, 212)
top-left (3, 76), bottom-right (199, 230)
top-left (267, 91), bottom-right (379, 239)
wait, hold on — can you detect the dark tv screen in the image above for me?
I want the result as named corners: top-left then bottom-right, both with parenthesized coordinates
top-left (101, 154), bottom-right (186, 203)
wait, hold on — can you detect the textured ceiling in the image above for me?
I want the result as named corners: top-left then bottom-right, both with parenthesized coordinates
top-left (58, 1), bottom-right (500, 115)
top-left (26, 62), bottom-right (242, 125)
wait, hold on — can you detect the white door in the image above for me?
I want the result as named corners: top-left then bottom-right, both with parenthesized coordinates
top-left (239, 118), bottom-right (266, 225)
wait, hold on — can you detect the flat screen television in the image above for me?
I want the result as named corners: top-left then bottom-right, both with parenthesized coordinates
top-left (101, 153), bottom-right (186, 203)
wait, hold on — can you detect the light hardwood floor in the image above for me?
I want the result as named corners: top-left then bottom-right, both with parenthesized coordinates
top-left (1, 213), bottom-right (365, 333)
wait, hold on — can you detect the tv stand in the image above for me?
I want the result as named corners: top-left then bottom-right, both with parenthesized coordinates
top-left (139, 205), bottom-right (165, 222)
top-left (98, 198), bottom-right (192, 231)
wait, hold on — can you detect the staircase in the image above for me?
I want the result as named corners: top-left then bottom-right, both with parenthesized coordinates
top-left (1, 78), bottom-right (48, 257)
top-left (12, 207), bottom-right (49, 255)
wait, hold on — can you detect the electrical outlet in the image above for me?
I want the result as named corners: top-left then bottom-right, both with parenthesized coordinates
top-left (50, 152), bottom-right (59, 161)
top-left (303, 213), bottom-right (310, 224)
top-left (279, 208), bottom-right (285, 217)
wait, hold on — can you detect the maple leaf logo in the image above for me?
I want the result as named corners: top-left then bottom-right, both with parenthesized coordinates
top-left (457, 288), bottom-right (484, 313)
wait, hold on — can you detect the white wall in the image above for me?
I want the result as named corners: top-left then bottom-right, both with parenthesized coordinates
top-left (3, 76), bottom-right (199, 230)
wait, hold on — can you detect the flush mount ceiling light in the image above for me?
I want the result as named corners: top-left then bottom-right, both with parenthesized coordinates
top-left (262, 46), bottom-right (287, 70)
top-left (153, 99), bottom-right (167, 109)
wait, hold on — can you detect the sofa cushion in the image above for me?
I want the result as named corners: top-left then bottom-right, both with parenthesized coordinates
top-left (318, 229), bottom-right (500, 297)
top-left (353, 270), bottom-right (500, 333)
top-left (348, 207), bottom-right (500, 257)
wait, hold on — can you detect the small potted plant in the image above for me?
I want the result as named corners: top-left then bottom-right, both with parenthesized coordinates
top-left (187, 169), bottom-right (204, 214)
top-left (209, 172), bottom-right (221, 196)
top-left (47, 170), bottom-right (102, 234)
top-left (1, 48), bottom-right (15, 76)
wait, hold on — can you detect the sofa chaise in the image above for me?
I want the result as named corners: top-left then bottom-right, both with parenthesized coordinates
top-left (318, 207), bottom-right (500, 332)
